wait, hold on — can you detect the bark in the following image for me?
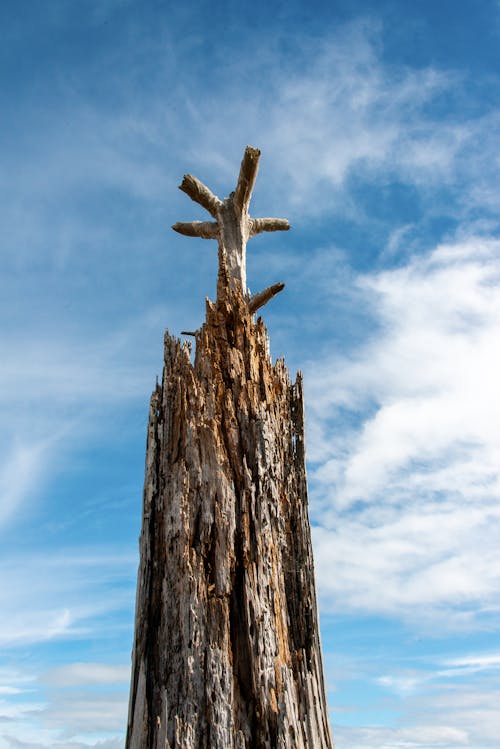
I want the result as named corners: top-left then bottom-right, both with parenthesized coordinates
top-left (126, 147), bottom-right (333, 749)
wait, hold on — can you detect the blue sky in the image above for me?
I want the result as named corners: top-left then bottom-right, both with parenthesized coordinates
top-left (1, 0), bottom-right (500, 747)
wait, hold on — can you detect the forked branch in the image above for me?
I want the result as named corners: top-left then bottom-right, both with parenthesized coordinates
top-left (173, 147), bottom-right (289, 308)
top-left (178, 175), bottom-right (222, 218)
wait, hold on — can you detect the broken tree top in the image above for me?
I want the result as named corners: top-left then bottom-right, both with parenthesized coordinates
top-left (172, 146), bottom-right (289, 314)
top-left (126, 145), bottom-right (334, 748)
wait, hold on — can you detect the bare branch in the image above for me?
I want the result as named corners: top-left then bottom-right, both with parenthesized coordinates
top-left (180, 331), bottom-right (197, 336)
top-left (250, 218), bottom-right (290, 236)
top-left (248, 282), bottom-right (285, 314)
top-left (179, 175), bottom-right (222, 218)
top-left (234, 146), bottom-right (261, 213)
top-left (172, 221), bottom-right (219, 239)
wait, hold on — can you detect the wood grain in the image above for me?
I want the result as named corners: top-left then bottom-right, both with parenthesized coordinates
top-left (126, 147), bottom-right (333, 748)
top-left (126, 287), bottom-right (333, 748)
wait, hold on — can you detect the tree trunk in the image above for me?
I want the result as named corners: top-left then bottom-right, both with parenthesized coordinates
top-left (126, 148), bottom-right (333, 749)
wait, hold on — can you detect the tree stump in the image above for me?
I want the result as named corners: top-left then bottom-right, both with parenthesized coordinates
top-left (126, 147), bottom-right (333, 749)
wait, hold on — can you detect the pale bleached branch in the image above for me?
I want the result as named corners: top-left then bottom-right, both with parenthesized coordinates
top-left (234, 146), bottom-right (261, 213)
top-left (178, 175), bottom-right (222, 218)
top-left (250, 218), bottom-right (290, 236)
top-left (248, 282), bottom-right (285, 314)
top-left (172, 221), bottom-right (219, 239)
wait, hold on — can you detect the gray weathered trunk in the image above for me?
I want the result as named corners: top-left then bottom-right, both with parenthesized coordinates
top-left (126, 148), bottom-right (333, 749)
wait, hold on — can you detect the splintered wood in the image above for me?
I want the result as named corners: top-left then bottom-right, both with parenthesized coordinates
top-left (126, 147), bottom-right (333, 749)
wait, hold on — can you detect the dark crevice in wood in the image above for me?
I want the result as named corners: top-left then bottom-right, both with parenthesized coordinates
top-left (144, 398), bottom-right (164, 749)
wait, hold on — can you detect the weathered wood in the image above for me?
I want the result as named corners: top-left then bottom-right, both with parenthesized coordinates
top-left (126, 289), bottom-right (333, 749)
top-left (248, 282), bottom-right (285, 314)
top-left (249, 218), bottom-right (290, 236)
top-left (233, 146), bottom-right (260, 212)
top-left (178, 174), bottom-right (222, 218)
top-left (173, 146), bottom-right (288, 301)
top-left (126, 148), bottom-right (334, 749)
top-left (172, 221), bottom-right (219, 239)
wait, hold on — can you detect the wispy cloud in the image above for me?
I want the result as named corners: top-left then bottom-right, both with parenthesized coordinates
top-left (4, 17), bottom-right (498, 278)
top-left (0, 441), bottom-right (52, 528)
top-left (333, 724), bottom-right (469, 749)
top-left (0, 309), bottom-right (171, 532)
top-left (0, 551), bottom-right (135, 648)
top-left (441, 652), bottom-right (500, 674)
top-left (376, 649), bottom-right (500, 699)
top-left (1, 737), bottom-right (122, 749)
top-left (0, 659), bottom-right (129, 749)
top-left (43, 664), bottom-right (130, 688)
top-left (39, 691), bottom-right (127, 734)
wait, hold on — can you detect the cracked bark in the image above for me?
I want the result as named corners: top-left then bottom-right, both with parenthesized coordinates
top-left (126, 148), bottom-right (333, 749)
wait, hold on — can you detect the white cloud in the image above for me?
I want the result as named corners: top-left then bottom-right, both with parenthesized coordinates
top-left (331, 647), bottom-right (500, 746)
top-left (0, 737), bottom-right (122, 749)
top-left (441, 652), bottom-right (500, 674)
top-left (40, 691), bottom-right (127, 734)
top-left (43, 664), bottom-right (130, 688)
top-left (0, 660), bottom-right (129, 749)
top-left (308, 236), bottom-right (500, 626)
top-left (376, 674), bottom-right (424, 695)
top-left (427, 685), bottom-right (500, 745)
top-left (264, 50), bottom-right (457, 198)
top-left (333, 724), bottom-right (469, 749)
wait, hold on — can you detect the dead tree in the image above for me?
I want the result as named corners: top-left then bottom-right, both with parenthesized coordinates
top-left (126, 147), bottom-right (334, 749)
